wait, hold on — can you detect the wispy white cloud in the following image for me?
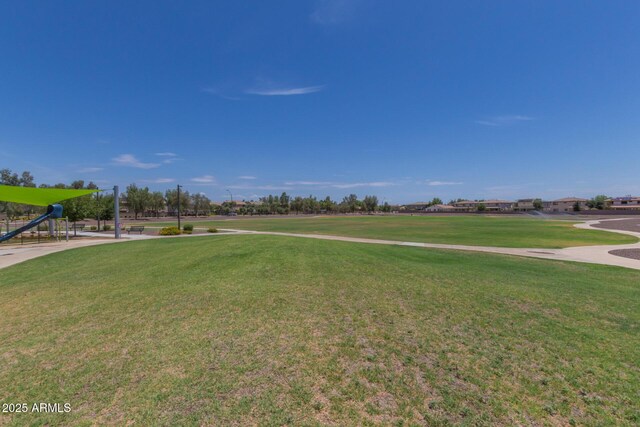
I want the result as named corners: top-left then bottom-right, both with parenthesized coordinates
top-left (245, 85), bottom-right (325, 96)
top-left (77, 167), bottom-right (104, 173)
top-left (427, 180), bottom-right (463, 186)
top-left (112, 154), bottom-right (160, 169)
top-left (154, 152), bottom-right (182, 164)
top-left (238, 175), bottom-right (257, 180)
top-left (140, 178), bottom-right (175, 184)
top-left (475, 115), bottom-right (534, 127)
top-left (191, 175), bottom-right (217, 184)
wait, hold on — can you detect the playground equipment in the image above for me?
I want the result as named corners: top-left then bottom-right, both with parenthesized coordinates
top-left (0, 185), bottom-right (107, 243)
top-left (0, 204), bottom-right (63, 243)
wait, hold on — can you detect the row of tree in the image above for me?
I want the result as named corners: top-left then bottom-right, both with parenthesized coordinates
top-left (1, 169), bottom-right (618, 225)
top-left (124, 186), bottom-right (390, 217)
top-left (227, 193), bottom-right (390, 216)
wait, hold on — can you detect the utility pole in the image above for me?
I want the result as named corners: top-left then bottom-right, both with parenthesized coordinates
top-left (226, 189), bottom-right (233, 215)
top-left (177, 184), bottom-right (182, 230)
top-left (114, 185), bottom-right (121, 239)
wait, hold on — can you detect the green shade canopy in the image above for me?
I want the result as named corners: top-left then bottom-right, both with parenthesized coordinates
top-left (0, 185), bottom-right (100, 206)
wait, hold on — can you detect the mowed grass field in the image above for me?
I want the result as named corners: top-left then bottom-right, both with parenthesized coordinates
top-left (135, 215), bottom-right (637, 248)
top-left (1, 235), bottom-right (639, 425)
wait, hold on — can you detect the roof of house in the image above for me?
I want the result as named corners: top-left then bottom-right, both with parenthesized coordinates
top-left (453, 199), bottom-right (513, 204)
top-left (427, 204), bottom-right (456, 209)
top-left (608, 196), bottom-right (640, 201)
top-left (552, 197), bottom-right (588, 202)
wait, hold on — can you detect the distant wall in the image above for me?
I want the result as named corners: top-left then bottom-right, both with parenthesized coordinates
top-left (575, 210), bottom-right (640, 216)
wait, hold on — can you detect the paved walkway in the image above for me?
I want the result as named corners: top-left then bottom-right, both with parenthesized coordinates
top-left (0, 238), bottom-right (119, 270)
top-left (1, 219), bottom-right (639, 271)
top-left (218, 219), bottom-right (640, 271)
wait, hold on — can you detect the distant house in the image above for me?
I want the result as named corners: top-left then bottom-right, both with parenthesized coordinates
top-left (424, 204), bottom-right (460, 212)
top-left (543, 197), bottom-right (589, 212)
top-left (404, 202), bottom-right (431, 211)
top-left (452, 200), bottom-right (514, 212)
top-left (514, 199), bottom-right (537, 211)
top-left (607, 196), bottom-right (640, 210)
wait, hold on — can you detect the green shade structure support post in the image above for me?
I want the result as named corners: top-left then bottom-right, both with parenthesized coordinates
top-left (114, 185), bottom-right (121, 239)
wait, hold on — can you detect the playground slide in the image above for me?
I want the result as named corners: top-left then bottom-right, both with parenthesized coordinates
top-left (0, 204), bottom-right (63, 243)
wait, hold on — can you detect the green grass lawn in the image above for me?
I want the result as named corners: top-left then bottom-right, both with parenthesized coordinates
top-left (135, 215), bottom-right (637, 248)
top-left (1, 235), bottom-right (639, 425)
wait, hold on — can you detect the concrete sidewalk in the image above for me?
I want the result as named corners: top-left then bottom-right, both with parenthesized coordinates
top-left (0, 239), bottom-right (119, 270)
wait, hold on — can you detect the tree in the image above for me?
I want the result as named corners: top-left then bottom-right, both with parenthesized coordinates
top-left (302, 195), bottom-right (319, 214)
top-left (573, 201), bottom-right (581, 212)
top-left (587, 195), bottom-right (609, 210)
top-left (291, 196), bottom-right (304, 214)
top-left (124, 184), bottom-right (151, 219)
top-left (341, 194), bottom-right (360, 213)
top-left (93, 194), bottom-right (114, 223)
top-left (165, 189), bottom-right (190, 216)
top-left (533, 198), bottom-right (544, 211)
top-left (279, 192), bottom-right (290, 213)
top-left (363, 195), bottom-right (378, 213)
top-left (477, 203), bottom-right (486, 212)
top-left (149, 192), bottom-right (166, 218)
top-left (430, 197), bottom-right (443, 206)
top-left (320, 196), bottom-right (336, 213)
top-left (191, 193), bottom-right (211, 216)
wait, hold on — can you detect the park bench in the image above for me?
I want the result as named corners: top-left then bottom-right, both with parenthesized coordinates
top-left (127, 226), bottom-right (145, 234)
top-left (71, 224), bottom-right (85, 231)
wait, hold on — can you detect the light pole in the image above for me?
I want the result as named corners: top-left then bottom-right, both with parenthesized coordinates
top-left (177, 184), bottom-right (182, 230)
top-left (226, 189), bottom-right (233, 215)
top-left (114, 185), bottom-right (121, 239)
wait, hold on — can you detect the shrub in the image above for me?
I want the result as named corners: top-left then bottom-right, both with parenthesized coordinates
top-left (103, 224), bottom-right (112, 231)
top-left (183, 224), bottom-right (194, 232)
top-left (207, 227), bottom-right (218, 233)
top-left (90, 225), bottom-right (97, 231)
top-left (159, 226), bottom-right (181, 236)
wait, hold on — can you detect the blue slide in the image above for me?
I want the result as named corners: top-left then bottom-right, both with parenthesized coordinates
top-left (0, 204), bottom-right (63, 243)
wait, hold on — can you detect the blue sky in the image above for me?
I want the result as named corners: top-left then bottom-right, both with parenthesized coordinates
top-left (1, 1), bottom-right (639, 203)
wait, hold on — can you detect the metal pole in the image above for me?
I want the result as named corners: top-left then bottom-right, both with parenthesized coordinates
top-left (65, 217), bottom-right (69, 242)
top-left (226, 189), bottom-right (233, 214)
top-left (48, 217), bottom-right (55, 238)
top-left (114, 185), bottom-right (121, 239)
top-left (177, 184), bottom-right (182, 230)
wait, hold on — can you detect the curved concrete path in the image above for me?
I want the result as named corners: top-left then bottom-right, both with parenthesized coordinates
top-left (218, 218), bottom-right (640, 271)
top-left (1, 219), bottom-right (639, 271)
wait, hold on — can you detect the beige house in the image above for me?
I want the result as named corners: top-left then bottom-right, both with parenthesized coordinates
top-left (424, 204), bottom-right (460, 212)
top-left (404, 202), bottom-right (431, 211)
top-left (543, 197), bottom-right (589, 212)
top-left (607, 196), bottom-right (640, 210)
top-left (514, 199), bottom-right (538, 211)
top-left (452, 200), bottom-right (514, 212)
